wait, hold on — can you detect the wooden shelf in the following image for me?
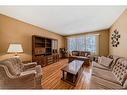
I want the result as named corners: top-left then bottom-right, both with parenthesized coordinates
top-left (32, 35), bottom-right (59, 67)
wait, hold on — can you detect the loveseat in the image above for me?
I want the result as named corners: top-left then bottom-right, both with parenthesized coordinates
top-left (89, 55), bottom-right (127, 89)
top-left (70, 51), bottom-right (91, 57)
top-left (68, 51), bottom-right (91, 65)
top-left (0, 57), bottom-right (42, 89)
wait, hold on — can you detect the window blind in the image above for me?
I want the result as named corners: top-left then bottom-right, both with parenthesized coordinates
top-left (67, 34), bottom-right (99, 55)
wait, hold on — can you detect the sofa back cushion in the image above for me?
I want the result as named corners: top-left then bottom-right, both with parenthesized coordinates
top-left (78, 51), bottom-right (91, 57)
top-left (79, 51), bottom-right (85, 56)
top-left (9, 58), bottom-right (24, 71)
top-left (98, 56), bottom-right (113, 68)
top-left (2, 61), bottom-right (20, 76)
top-left (108, 55), bottom-right (120, 69)
top-left (72, 51), bottom-right (91, 57)
top-left (112, 58), bottom-right (127, 85)
top-left (1, 58), bottom-right (24, 76)
top-left (72, 51), bottom-right (79, 56)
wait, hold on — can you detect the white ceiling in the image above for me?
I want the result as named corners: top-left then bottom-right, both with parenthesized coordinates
top-left (0, 6), bottom-right (126, 36)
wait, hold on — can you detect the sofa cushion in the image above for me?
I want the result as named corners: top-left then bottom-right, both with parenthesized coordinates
top-left (112, 58), bottom-right (127, 85)
top-left (20, 69), bottom-right (36, 76)
top-left (108, 55), bottom-right (120, 69)
top-left (98, 56), bottom-right (113, 68)
top-left (90, 75), bottom-right (123, 89)
top-left (92, 67), bottom-right (120, 85)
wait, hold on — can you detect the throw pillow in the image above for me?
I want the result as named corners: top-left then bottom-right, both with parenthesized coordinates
top-left (99, 56), bottom-right (113, 67)
top-left (98, 57), bottom-right (102, 64)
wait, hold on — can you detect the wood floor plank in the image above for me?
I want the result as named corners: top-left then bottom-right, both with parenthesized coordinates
top-left (42, 59), bottom-right (92, 89)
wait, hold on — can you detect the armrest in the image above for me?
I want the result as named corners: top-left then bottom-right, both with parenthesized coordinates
top-left (10, 72), bottom-right (36, 81)
top-left (35, 65), bottom-right (42, 76)
top-left (23, 62), bottom-right (37, 70)
top-left (18, 72), bottom-right (35, 79)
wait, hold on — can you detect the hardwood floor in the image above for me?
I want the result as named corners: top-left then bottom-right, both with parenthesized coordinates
top-left (42, 59), bottom-right (92, 89)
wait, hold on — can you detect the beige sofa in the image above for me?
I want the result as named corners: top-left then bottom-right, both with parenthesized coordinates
top-left (0, 57), bottom-right (42, 89)
top-left (90, 55), bottom-right (127, 89)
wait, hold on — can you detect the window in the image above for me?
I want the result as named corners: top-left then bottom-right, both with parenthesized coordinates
top-left (86, 35), bottom-right (96, 52)
top-left (67, 34), bottom-right (99, 55)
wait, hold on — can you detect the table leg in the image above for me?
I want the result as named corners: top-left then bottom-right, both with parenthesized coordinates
top-left (73, 75), bottom-right (76, 83)
top-left (62, 71), bottom-right (65, 79)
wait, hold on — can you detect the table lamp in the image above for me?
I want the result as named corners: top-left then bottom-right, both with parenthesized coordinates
top-left (7, 43), bottom-right (23, 56)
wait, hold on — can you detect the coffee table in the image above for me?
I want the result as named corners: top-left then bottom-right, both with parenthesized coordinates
top-left (61, 60), bottom-right (84, 86)
top-left (69, 56), bottom-right (90, 66)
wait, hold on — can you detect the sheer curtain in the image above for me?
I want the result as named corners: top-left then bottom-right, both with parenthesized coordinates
top-left (67, 34), bottom-right (99, 55)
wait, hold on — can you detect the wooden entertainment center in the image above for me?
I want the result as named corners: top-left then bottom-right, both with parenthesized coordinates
top-left (32, 35), bottom-right (59, 67)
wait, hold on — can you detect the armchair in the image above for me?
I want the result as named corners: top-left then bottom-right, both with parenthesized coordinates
top-left (0, 58), bottom-right (42, 89)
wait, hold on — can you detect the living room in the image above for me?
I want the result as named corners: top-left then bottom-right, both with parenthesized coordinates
top-left (0, 5), bottom-right (127, 91)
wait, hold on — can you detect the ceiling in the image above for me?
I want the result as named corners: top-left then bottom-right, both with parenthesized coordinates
top-left (0, 6), bottom-right (126, 36)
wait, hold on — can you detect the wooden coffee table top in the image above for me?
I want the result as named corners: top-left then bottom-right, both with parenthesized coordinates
top-left (61, 60), bottom-right (84, 75)
top-left (70, 56), bottom-right (90, 60)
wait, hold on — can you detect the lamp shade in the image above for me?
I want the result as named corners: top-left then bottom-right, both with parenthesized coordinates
top-left (7, 44), bottom-right (23, 53)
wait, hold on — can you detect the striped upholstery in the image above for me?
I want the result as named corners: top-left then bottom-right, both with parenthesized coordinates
top-left (112, 58), bottom-right (127, 85)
